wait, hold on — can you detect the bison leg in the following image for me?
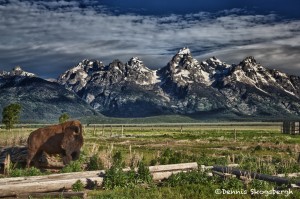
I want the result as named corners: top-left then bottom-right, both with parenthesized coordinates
top-left (71, 150), bottom-right (80, 160)
top-left (62, 151), bottom-right (72, 165)
top-left (26, 150), bottom-right (36, 168)
top-left (26, 150), bottom-right (42, 168)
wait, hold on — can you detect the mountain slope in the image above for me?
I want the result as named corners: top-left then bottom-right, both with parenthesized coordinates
top-left (0, 68), bottom-right (99, 122)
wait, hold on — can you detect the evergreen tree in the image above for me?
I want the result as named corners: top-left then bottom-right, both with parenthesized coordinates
top-left (59, 113), bottom-right (70, 123)
top-left (2, 103), bottom-right (22, 130)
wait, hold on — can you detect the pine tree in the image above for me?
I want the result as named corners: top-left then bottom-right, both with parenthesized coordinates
top-left (59, 113), bottom-right (70, 123)
top-left (2, 103), bottom-right (22, 130)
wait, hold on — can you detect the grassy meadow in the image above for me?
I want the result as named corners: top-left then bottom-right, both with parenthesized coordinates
top-left (1, 122), bottom-right (300, 198)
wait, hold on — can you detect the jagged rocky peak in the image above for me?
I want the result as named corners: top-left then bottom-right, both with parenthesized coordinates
top-left (128, 57), bottom-right (143, 66)
top-left (10, 66), bottom-right (36, 77)
top-left (242, 56), bottom-right (257, 64)
top-left (126, 57), bottom-right (151, 72)
top-left (160, 48), bottom-right (212, 86)
top-left (239, 56), bottom-right (265, 72)
top-left (200, 56), bottom-right (231, 75)
top-left (77, 59), bottom-right (104, 73)
top-left (203, 56), bottom-right (225, 67)
top-left (170, 47), bottom-right (194, 67)
top-left (58, 59), bottom-right (104, 92)
top-left (177, 47), bottom-right (191, 55)
top-left (124, 57), bottom-right (160, 85)
top-left (107, 59), bottom-right (126, 73)
top-left (169, 47), bottom-right (201, 71)
top-left (0, 70), bottom-right (9, 77)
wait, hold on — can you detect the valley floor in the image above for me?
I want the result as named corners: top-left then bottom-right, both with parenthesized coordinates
top-left (1, 122), bottom-right (300, 198)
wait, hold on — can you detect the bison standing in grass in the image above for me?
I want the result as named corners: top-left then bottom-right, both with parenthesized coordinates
top-left (26, 120), bottom-right (84, 168)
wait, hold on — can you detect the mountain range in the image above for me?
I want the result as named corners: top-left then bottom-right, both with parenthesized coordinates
top-left (1, 48), bottom-right (300, 122)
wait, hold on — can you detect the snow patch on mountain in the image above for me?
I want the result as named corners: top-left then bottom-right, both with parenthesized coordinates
top-left (0, 66), bottom-right (36, 77)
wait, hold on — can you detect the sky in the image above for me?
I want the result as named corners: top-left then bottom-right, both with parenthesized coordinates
top-left (0, 0), bottom-right (300, 78)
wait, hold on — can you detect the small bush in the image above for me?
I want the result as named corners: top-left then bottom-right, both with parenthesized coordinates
top-left (9, 167), bottom-right (43, 177)
top-left (103, 151), bottom-right (153, 190)
top-left (220, 177), bottom-right (244, 190)
top-left (113, 151), bottom-right (125, 168)
top-left (72, 180), bottom-right (85, 192)
top-left (153, 148), bottom-right (197, 165)
top-left (249, 179), bottom-right (273, 190)
top-left (87, 155), bottom-right (104, 171)
top-left (137, 161), bottom-right (152, 184)
top-left (103, 165), bottom-right (135, 189)
top-left (164, 170), bottom-right (212, 187)
top-left (61, 160), bottom-right (83, 173)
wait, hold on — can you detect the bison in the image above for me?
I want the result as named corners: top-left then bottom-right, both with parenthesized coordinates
top-left (26, 120), bottom-right (84, 168)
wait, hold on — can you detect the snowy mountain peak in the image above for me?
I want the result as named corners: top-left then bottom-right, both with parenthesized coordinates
top-left (58, 59), bottom-right (105, 92)
top-left (128, 57), bottom-right (144, 67)
top-left (10, 66), bottom-right (36, 77)
top-left (177, 47), bottom-right (191, 55)
top-left (242, 56), bottom-right (257, 64)
top-left (126, 57), bottom-right (151, 73)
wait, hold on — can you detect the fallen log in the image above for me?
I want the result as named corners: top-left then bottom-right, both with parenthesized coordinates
top-left (276, 172), bottom-right (300, 178)
top-left (0, 170), bottom-right (104, 185)
top-left (0, 162), bottom-right (198, 197)
top-left (18, 191), bottom-right (87, 199)
top-left (149, 162), bottom-right (198, 173)
top-left (212, 166), bottom-right (300, 186)
top-left (0, 176), bottom-right (104, 197)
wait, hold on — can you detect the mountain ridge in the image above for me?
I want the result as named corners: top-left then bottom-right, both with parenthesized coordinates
top-left (1, 48), bottom-right (299, 121)
top-left (57, 48), bottom-right (300, 119)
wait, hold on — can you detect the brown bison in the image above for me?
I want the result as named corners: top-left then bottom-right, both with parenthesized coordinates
top-left (26, 120), bottom-right (84, 168)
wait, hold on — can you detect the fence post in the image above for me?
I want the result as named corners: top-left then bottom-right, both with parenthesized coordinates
top-left (102, 125), bottom-right (104, 136)
top-left (234, 129), bottom-right (237, 142)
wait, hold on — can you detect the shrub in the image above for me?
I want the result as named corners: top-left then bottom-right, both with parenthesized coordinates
top-left (72, 180), bottom-right (85, 192)
top-left (61, 160), bottom-right (83, 173)
top-left (103, 151), bottom-right (153, 190)
top-left (220, 177), bottom-right (244, 190)
top-left (87, 155), bottom-right (104, 171)
top-left (137, 161), bottom-right (152, 184)
top-left (164, 170), bottom-right (212, 187)
top-left (103, 165), bottom-right (135, 189)
top-left (10, 167), bottom-right (43, 177)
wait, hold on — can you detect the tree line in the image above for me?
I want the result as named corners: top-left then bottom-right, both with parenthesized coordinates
top-left (1, 103), bottom-right (70, 130)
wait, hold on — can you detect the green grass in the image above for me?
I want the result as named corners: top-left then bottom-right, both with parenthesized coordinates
top-left (1, 122), bottom-right (300, 198)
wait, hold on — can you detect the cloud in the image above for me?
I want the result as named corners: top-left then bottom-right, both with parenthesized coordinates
top-left (0, 0), bottom-right (300, 77)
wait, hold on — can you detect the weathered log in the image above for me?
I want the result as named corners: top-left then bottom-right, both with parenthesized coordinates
top-left (0, 162), bottom-right (198, 197)
top-left (212, 166), bottom-right (299, 185)
top-left (0, 170), bottom-right (104, 185)
top-left (0, 176), bottom-right (103, 197)
top-left (19, 191), bottom-right (87, 199)
top-left (276, 172), bottom-right (300, 178)
top-left (200, 163), bottom-right (239, 171)
top-left (149, 162), bottom-right (198, 173)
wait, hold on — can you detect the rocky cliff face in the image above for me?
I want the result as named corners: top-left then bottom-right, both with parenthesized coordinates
top-left (58, 57), bottom-right (168, 117)
top-left (58, 48), bottom-right (300, 119)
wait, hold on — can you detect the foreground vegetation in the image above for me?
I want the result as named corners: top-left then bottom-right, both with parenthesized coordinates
top-left (1, 122), bottom-right (300, 198)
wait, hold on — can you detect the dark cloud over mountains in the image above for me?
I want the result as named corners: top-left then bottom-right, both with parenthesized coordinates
top-left (0, 0), bottom-right (300, 78)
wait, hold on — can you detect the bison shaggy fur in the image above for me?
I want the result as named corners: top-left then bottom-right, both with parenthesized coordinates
top-left (26, 120), bottom-right (83, 168)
